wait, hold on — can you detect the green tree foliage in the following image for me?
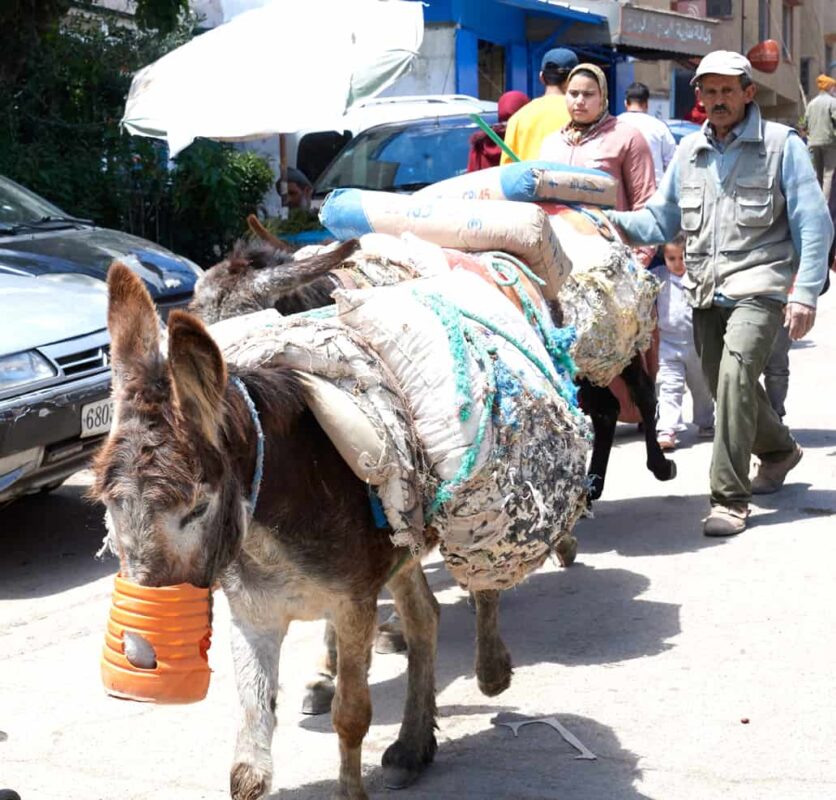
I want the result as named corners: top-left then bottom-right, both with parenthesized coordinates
top-left (0, 13), bottom-right (274, 267)
top-left (171, 142), bottom-right (275, 266)
top-left (0, 1), bottom-right (188, 81)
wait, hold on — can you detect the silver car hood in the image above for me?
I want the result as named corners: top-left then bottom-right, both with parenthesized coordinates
top-left (0, 273), bottom-right (108, 356)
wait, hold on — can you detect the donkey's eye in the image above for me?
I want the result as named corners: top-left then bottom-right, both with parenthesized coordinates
top-left (180, 502), bottom-right (209, 528)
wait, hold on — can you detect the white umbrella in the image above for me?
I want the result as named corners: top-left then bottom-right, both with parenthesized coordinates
top-left (121, 0), bottom-right (424, 157)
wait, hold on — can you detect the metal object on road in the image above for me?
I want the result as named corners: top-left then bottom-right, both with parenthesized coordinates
top-left (493, 715), bottom-right (597, 760)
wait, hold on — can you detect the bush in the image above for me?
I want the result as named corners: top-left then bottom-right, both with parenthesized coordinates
top-left (0, 14), bottom-right (273, 268)
top-left (171, 142), bottom-right (274, 266)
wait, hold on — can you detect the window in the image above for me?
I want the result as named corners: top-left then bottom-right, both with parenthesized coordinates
top-left (705, 0), bottom-right (733, 18)
top-left (477, 40), bottom-right (505, 102)
top-left (781, 3), bottom-right (793, 61)
top-left (758, 0), bottom-right (770, 43)
top-left (827, 44), bottom-right (834, 76)
top-left (800, 58), bottom-right (811, 96)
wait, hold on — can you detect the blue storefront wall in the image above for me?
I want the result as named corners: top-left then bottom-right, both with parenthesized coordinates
top-left (419, 0), bottom-right (531, 98)
top-left (417, 0), bottom-right (626, 112)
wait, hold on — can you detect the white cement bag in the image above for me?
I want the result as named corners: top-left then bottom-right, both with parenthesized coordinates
top-left (334, 270), bottom-right (559, 482)
top-left (208, 309), bottom-right (427, 548)
top-left (320, 189), bottom-right (571, 301)
top-left (414, 160), bottom-right (618, 208)
top-left (335, 269), bottom-right (590, 590)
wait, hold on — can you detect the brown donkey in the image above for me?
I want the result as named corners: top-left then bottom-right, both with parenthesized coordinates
top-left (93, 263), bottom-right (440, 800)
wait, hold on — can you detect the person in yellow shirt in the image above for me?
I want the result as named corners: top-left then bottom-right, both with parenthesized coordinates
top-left (501, 47), bottom-right (579, 164)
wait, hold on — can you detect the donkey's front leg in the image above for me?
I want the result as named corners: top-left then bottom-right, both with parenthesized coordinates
top-left (579, 379), bottom-right (619, 502)
top-left (228, 615), bottom-right (286, 800)
top-left (331, 598), bottom-right (377, 800)
top-left (622, 356), bottom-right (677, 483)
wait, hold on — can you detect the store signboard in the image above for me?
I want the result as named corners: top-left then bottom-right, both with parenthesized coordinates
top-left (616, 5), bottom-right (717, 56)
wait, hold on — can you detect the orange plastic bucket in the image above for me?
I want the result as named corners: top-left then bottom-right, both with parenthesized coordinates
top-left (101, 574), bottom-right (212, 704)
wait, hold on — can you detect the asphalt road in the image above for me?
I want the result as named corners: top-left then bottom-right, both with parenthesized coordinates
top-left (1, 294), bottom-right (835, 800)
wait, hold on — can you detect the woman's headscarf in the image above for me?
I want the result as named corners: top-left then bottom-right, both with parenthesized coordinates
top-left (467, 90), bottom-right (531, 171)
top-left (564, 63), bottom-right (610, 144)
top-left (497, 90), bottom-right (530, 123)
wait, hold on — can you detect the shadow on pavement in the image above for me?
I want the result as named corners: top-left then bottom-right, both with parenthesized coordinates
top-left (301, 563), bottom-right (679, 731)
top-left (0, 480), bottom-right (114, 600)
top-left (789, 428), bottom-right (836, 450)
top-left (579, 492), bottom-right (721, 558)
top-left (273, 713), bottom-right (651, 800)
top-left (750, 483), bottom-right (836, 527)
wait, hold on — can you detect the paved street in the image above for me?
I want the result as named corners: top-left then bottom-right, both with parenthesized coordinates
top-left (1, 295), bottom-right (835, 800)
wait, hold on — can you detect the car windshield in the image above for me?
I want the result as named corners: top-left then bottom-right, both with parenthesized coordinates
top-left (314, 114), bottom-right (496, 195)
top-left (0, 176), bottom-right (68, 225)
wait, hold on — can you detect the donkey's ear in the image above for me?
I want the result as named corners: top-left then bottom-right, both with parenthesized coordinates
top-left (107, 261), bottom-right (161, 389)
top-left (167, 310), bottom-right (228, 447)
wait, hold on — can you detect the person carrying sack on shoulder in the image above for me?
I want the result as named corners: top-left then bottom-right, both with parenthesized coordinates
top-left (604, 51), bottom-right (834, 538)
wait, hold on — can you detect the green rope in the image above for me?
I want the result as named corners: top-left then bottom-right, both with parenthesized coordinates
top-left (480, 255), bottom-right (579, 405)
top-left (414, 292), bottom-right (497, 522)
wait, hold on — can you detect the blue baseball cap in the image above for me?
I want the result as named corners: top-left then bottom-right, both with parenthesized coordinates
top-left (541, 48), bottom-right (578, 71)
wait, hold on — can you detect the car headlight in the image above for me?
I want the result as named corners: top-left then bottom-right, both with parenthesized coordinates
top-left (0, 351), bottom-right (57, 392)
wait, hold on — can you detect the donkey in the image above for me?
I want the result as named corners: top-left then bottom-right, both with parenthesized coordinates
top-left (194, 233), bottom-right (675, 504)
top-left (93, 263), bottom-right (445, 799)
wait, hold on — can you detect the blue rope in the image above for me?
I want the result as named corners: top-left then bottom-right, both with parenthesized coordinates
top-left (367, 485), bottom-right (389, 528)
top-left (230, 376), bottom-right (264, 513)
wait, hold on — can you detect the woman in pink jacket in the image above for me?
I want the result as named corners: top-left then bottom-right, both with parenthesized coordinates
top-left (540, 63), bottom-right (656, 218)
top-left (541, 63), bottom-right (658, 423)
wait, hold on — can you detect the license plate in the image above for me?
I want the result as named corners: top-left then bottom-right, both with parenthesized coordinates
top-left (80, 398), bottom-right (114, 438)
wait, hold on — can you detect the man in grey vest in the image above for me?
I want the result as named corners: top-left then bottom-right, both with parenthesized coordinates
top-left (605, 51), bottom-right (833, 537)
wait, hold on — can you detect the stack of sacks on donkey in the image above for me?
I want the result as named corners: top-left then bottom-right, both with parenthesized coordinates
top-left (321, 161), bottom-right (676, 502)
top-left (191, 226), bottom-right (584, 661)
top-left (94, 253), bottom-right (589, 800)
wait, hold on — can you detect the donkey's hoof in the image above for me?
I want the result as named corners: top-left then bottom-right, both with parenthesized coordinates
top-left (651, 458), bottom-right (677, 482)
top-left (374, 626), bottom-right (407, 654)
top-left (555, 535), bottom-right (577, 568)
top-left (331, 788), bottom-right (369, 800)
top-left (230, 762), bottom-right (269, 800)
top-left (383, 765), bottom-right (423, 790)
top-left (301, 677), bottom-right (335, 715)
top-left (382, 738), bottom-right (436, 789)
top-left (477, 651), bottom-right (513, 697)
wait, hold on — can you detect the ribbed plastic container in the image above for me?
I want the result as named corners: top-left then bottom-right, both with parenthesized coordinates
top-left (101, 575), bottom-right (212, 704)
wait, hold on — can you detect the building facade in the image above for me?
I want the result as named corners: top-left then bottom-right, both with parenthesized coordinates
top-left (388, 0), bottom-right (836, 124)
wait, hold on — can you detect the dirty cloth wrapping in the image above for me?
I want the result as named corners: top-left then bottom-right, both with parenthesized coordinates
top-left (546, 205), bottom-right (660, 386)
top-left (335, 270), bottom-right (590, 591)
top-left (208, 309), bottom-right (429, 550)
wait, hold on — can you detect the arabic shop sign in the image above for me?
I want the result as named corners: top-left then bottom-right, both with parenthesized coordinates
top-left (618, 6), bottom-right (715, 54)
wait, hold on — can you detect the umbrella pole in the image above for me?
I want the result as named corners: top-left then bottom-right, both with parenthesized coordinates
top-left (279, 133), bottom-right (289, 220)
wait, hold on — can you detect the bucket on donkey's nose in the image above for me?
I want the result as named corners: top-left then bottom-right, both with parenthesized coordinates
top-left (101, 575), bottom-right (212, 704)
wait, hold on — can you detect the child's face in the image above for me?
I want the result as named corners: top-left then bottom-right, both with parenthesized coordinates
top-left (663, 243), bottom-right (686, 276)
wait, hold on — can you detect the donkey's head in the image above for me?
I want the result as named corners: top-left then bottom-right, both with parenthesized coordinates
top-left (189, 238), bottom-right (360, 323)
top-left (92, 263), bottom-right (253, 587)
